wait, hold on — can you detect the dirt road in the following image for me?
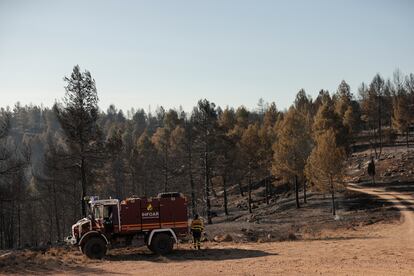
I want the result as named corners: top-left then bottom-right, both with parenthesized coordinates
top-left (46, 183), bottom-right (412, 276)
top-left (347, 183), bottom-right (414, 239)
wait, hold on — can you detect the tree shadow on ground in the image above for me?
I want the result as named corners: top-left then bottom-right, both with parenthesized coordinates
top-left (0, 264), bottom-right (110, 276)
top-left (303, 236), bottom-right (381, 242)
top-left (106, 247), bottom-right (276, 262)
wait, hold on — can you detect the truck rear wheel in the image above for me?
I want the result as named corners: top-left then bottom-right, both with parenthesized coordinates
top-left (84, 237), bottom-right (107, 259)
top-left (150, 233), bottom-right (174, 255)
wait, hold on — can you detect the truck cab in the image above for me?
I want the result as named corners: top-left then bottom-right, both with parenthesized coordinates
top-left (90, 198), bottom-right (120, 235)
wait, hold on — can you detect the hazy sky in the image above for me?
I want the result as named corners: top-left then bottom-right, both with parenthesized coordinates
top-left (1, 0), bottom-right (413, 113)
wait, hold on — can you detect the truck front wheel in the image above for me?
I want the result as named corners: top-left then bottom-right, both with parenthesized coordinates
top-left (150, 233), bottom-right (174, 255)
top-left (83, 237), bottom-right (107, 259)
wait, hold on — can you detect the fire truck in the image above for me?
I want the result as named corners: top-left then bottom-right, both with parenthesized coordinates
top-left (65, 192), bottom-right (188, 259)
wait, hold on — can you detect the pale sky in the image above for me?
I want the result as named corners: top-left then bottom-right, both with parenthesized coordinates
top-left (1, 0), bottom-right (413, 113)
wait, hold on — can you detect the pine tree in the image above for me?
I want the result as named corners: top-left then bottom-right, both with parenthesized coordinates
top-left (235, 106), bottom-right (250, 128)
top-left (305, 129), bottom-right (345, 216)
top-left (106, 125), bottom-right (125, 198)
top-left (177, 118), bottom-right (198, 216)
top-left (54, 65), bottom-right (101, 216)
top-left (192, 99), bottom-right (218, 224)
top-left (226, 108), bottom-right (249, 197)
top-left (312, 96), bottom-right (349, 151)
top-left (334, 80), bottom-right (352, 119)
top-left (263, 102), bottom-right (279, 129)
top-left (0, 111), bottom-right (10, 140)
top-left (152, 127), bottom-right (172, 192)
top-left (133, 131), bottom-right (156, 196)
top-left (294, 89), bottom-right (313, 115)
top-left (343, 105), bottom-right (360, 138)
top-left (272, 107), bottom-right (312, 208)
top-left (360, 74), bottom-right (386, 158)
top-left (392, 90), bottom-right (410, 149)
top-left (260, 102), bottom-right (279, 204)
top-left (293, 90), bottom-right (314, 203)
top-left (217, 107), bottom-right (238, 215)
top-left (132, 108), bottom-right (147, 138)
top-left (239, 123), bottom-right (261, 213)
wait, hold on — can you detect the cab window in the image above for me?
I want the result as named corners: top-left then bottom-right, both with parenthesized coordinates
top-left (93, 205), bottom-right (103, 220)
top-left (103, 205), bottom-right (113, 220)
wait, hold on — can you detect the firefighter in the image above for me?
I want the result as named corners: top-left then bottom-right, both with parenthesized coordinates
top-left (190, 214), bottom-right (204, 250)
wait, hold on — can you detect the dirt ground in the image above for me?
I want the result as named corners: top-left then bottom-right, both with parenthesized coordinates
top-left (1, 181), bottom-right (413, 275)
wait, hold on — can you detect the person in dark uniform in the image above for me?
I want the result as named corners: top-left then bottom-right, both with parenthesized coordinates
top-left (190, 214), bottom-right (204, 250)
top-left (368, 157), bottom-right (376, 184)
top-left (104, 205), bottom-right (114, 233)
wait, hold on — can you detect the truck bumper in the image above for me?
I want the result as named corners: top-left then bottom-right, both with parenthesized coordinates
top-left (65, 235), bottom-right (78, 245)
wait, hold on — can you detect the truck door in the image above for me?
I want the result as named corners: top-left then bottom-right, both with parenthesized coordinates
top-left (111, 204), bottom-right (120, 232)
top-left (103, 205), bottom-right (118, 234)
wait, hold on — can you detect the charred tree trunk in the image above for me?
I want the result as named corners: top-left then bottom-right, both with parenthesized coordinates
top-left (113, 158), bottom-right (124, 199)
top-left (330, 175), bottom-right (336, 216)
top-left (48, 208), bottom-right (53, 244)
top-left (294, 175), bottom-right (300, 208)
top-left (72, 178), bottom-right (78, 221)
top-left (407, 130), bottom-right (409, 149)
top-left (164, 165), bottom-right (168, 192)
top-left (61, 204), bottom-right (67, 242)
top-left (204, 150), bottom-right (212, 224)
top-left (186, 125), bottom-right (196, 216)
top-left (265, 177), bottom-right (269, 205)
top-left (210, 178), bottom-right (217, 197)
top-left (144, 171), bottom-right (149, 197)
top-left (80, 156), bottom-right (87, 217)
top-left (371, 128), bottom-right (378, 159)
top-left (164, 145), bottom-right (168, 192)
top-left (189, 161), bottom-right (196, 217)
top-left (0, 201), bottom-right (3, 249)
top-left (8, 201), bottom-right (14, 248)
top-left (130, 168), bottom-right (137, 195)
top-left (248, 164), bottom-right (252, 214)
top-left (222, 175), bottom-right (229, 216)
top-left (378, 94), bottom-right (382, 158)
top-left (238, 182), bottom-right (244, 197)
top-left (17, 202), bottom-right (21, 248)
top-left (303, 180), bottom-right (307, 204)
top-left (52, 178), bottom-right (61, 242)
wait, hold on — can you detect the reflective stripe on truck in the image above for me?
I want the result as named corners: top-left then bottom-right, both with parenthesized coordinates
top-left (148, 229), bottom-right (178, 246)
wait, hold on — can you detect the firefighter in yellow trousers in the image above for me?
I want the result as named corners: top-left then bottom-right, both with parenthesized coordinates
top-left (190, 214), bottom-right (204, 250)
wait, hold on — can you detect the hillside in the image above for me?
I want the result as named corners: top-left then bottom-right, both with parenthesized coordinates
top-left (203, 147), bottom-right (412, 243)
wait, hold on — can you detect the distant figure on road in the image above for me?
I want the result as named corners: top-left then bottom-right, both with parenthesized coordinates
top-left (190, 214), bottom-right (204, 250)
top-left (368, 157), bottom-right (376, 184)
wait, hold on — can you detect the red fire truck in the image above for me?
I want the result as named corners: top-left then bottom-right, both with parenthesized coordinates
top-left (65, 192), bottom-right (188, 259)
